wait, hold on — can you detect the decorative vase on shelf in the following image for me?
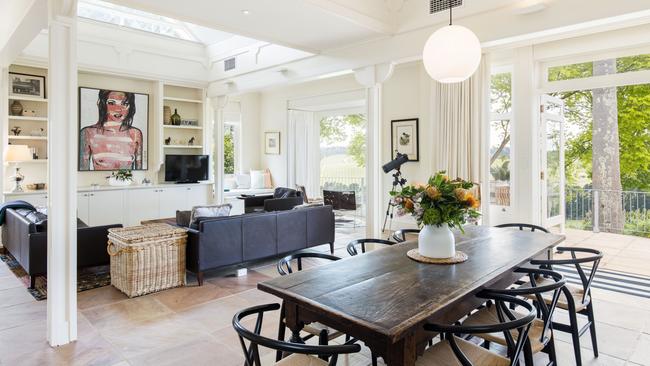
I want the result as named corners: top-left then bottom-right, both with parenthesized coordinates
top-left (10, 100), bottom-right (23, 116)
top-left (170, 108), bottom-right (181, 126)
top-left (418, 225), bottom-right (455, 258)
top-left (163, 106), bottom-right (172, 125)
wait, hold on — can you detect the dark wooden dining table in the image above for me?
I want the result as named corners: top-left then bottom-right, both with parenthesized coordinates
top-left (258, 225), bottom-right (565, 366)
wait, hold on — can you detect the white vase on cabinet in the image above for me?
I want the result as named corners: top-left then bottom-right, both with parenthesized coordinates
top-left (418, 225), bottom-right (455, 258)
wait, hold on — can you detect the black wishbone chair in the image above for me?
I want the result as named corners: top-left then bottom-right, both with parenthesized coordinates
top-left (526, 247), bottom-right (603, 366)
top-left (419, 291), bottom-right (536, 366)
top-left (276, 252), bottom-right (343, 362)
top-left (392, 229), bottom-right (420, 243)
top-left (233, 303), bottom-right (361, 366)
top-left (495, 223), bottom-right (550, 233)
top-left (462, 268), bottom-right (566, 366)
top-left (346, 238), bottom-right (396, 256)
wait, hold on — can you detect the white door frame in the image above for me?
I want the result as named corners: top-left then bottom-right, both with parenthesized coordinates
top-left (540, 94), bottom-right (566, 231)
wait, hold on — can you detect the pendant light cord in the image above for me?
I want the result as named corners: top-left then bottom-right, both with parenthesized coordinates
top-left (449, 0), bottom-right (453, 26)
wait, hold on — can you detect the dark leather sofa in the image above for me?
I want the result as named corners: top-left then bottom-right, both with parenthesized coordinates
top-left (243, 187), bottom-right (304, 213)
top-left (1, 208), bottom-right (122, 288)
top-left (186, 205), bottom-right (335, 285)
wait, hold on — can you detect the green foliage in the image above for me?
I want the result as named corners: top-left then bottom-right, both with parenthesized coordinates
top-left (319, 114), bottom-right (366, 167)
top-left (490, 160), bottom-right (510, 182)
top-left (111, 169), bottom-right (132, 181)
top-left (490, 73), bottom-right (512, 114)
top-left (390, 172), bottom-right (480, 231)
top-left (223, 126), bottom-right (235, 174)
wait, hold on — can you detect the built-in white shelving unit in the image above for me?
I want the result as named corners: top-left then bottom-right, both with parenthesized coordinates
top-left (161, 84), bottom-right (206, 153)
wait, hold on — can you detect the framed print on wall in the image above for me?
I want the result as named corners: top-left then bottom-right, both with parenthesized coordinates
top-left (265, 132), bottom-right (281, 155)
top-left (78, 87), bottom-right (149, 171)
top-left (391, 118), bottom-right (419, 161)
top-left (9, 72), bottom-right (46, 99)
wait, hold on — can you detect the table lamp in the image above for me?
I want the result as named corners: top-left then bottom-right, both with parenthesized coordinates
top-left (4, 145), bottom-right (32, 192)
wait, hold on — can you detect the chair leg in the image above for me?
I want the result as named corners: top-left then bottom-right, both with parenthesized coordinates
top-left (29, 276), bottom-right (36, 289)
top-left (586, 302), bottom-right (599, 358)
top-left (197, 271), bottom-right (204, 286)
top-left (569, 309), bottom-right (583, 366)
top-left (329, 242), bottom-right (334, 255)
top-left (276, 306), bottom-right (287, 362)
top-left (371, 354), bottom-right (378, 366)
top-left (523, 343), bottom-right (534, 366)
top-left (547, 336), bottom-right (558, 366)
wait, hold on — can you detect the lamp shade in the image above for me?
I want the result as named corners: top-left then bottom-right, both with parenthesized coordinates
top-left (5, 145), bottom-right (32, 162)
top-left (422, 24), bottom-right (482, 83)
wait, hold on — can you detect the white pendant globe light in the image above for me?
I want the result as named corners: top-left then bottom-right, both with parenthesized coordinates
top-left (422, 2), bottom-right (481, 83)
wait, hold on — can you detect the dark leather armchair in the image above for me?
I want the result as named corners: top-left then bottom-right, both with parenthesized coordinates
top-left (243, 187), bottom-right (303, 213)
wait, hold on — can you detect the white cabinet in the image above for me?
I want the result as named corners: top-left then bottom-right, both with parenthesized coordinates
top-left (186, 185), bottom-right (210, 209)
top-left (159, 187), bottom-right (188, 218)
top-left (87, 190), bottom-right (124, 226)
top-left (77, 193), bottom-right (90, 224)
top-left (125, 188), bottom-right (160, 226)
top-left (7, 193), bottom-right (48, 207)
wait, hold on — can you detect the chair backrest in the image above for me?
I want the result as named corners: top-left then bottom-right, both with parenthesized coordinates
top-left (347, 238), bottom-right (396, 256)
top-left (277, 252), bottom-right (341, 276)
top-left (495, 223), bottom-right (549, 233)
top-left (425, 291), bottom-right (535, 366)
top-left (339, 191), bottom-right (356, 210)
top-left (295, 185), bottom-right (309, 203)
top-left (232, 303), bottom-right (360, 366)
top-left (323, 190), bottom-right (339, 209)
top-left (488, 268), bottom-right (565, 347)
top-left (392, 228), bottom-right (420, 243)
top-left (530, 246), bottom-right (603, 305)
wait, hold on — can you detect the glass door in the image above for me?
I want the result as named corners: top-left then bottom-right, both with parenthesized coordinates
top-left (540, 95), bottom-right (566, 230)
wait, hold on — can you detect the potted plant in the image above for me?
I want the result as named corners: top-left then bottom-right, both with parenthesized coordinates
top-left (108, 169), bottom-right (133, 186)
top-left (390, 171), bottom-right (480, 258)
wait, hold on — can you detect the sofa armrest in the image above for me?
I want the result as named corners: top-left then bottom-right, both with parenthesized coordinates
top-left (78, 224), bottom-right (122, 267)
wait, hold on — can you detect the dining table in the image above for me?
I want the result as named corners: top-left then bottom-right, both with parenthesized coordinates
top-left (258, 225), bottom-right (565, 366)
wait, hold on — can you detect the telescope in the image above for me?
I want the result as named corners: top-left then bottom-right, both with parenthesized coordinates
top-left (382, 152), bottom-right (409, 173)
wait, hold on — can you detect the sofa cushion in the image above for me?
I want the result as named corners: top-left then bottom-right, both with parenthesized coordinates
top-left (176, 210), bottom-right (192, 227)
top-left (190, 204), bottom-right (232, 228)
top-left (250, 170), bottom-right (266, 189)
top-left (235, 174), bottom-right (251, 189)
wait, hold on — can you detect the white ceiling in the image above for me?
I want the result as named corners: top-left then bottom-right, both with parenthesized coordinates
top-left (104, 0), bottom-right (529, 53)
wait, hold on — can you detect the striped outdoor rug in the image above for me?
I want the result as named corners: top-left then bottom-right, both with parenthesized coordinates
top-left (554, 264), bottom-right (650, 299)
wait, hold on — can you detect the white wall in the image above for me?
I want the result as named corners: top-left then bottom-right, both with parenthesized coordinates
top-left (256, 61), bottom-right (432, 231)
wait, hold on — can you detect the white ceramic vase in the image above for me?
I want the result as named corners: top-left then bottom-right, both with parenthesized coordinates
top-left (108, 177), bottom-right (132, 187)
top-left (418, 225), bottom-right (455, 258)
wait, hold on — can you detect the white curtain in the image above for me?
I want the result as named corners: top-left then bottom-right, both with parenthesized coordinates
top-left (431, 55), bottom-right (490, 185)
top-left (287, 110), bottom-right (320, 197)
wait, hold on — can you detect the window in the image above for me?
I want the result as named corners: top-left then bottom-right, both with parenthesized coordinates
top-left (548, 53), bottom-right (650, 82)
top-left (78, 0), bottom-right (197, 41)
top-left (223, 123), bottom-right (239, 175)
top-left (489, 71), bottom-right (512, 206)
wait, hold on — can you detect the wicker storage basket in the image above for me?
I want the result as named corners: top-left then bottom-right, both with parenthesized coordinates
top-left (107, 224), bottom-right (187, 298)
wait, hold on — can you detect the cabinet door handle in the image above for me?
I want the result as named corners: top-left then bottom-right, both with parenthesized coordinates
top-left (90, 193), bottom-right (94, 196)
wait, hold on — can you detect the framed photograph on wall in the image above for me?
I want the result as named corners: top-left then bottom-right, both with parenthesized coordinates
top-left (9, 72), bottom-right (46, 99)
top-left (265, 131), bottom-right (281, 155)
top-left (78, 87), bottom-right (149, 171)
top-left (391, 118), bottom-right (419, 161)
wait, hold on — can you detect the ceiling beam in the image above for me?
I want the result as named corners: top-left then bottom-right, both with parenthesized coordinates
top-left (304, 0), bottom-right (397, 35)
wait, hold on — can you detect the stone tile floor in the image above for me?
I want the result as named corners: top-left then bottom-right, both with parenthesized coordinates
top-left (1, 226), bottom-right (649, 365)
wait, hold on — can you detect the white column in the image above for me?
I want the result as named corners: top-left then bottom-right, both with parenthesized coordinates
top-left (47, 0), bottom-right (78, 347)
top-left (354, 63), bottom-right (394, 238)
top-left (0, 67), bottom-right (7, 205)
top-left (209, 95), bottom-right (228, 204)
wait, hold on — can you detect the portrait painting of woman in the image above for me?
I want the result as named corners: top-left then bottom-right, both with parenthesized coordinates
top-left (79, 87), bottom-right (148, 170)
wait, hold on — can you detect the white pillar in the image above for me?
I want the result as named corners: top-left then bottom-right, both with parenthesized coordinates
top-left (209, 95), bottom-right (228, 204)
top-left (354, 63), bottom-right (394, 238)
top-left (0, 67), bottom-right (7, 205)
top-left (47, 0), bottom-right (78, 347)
top-left (512, 46), bottom-right (541, 225)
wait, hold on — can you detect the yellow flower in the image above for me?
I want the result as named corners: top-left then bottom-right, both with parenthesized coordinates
top-left (454, 188), bottom-right (470, 202)
top-left (466, 195), bottom-right (480, 208)
top-left (425, 186), bottom-right (441, 200)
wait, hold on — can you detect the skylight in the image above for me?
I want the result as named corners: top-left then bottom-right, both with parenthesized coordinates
top-left (78, 0), bottom-right (197, 42)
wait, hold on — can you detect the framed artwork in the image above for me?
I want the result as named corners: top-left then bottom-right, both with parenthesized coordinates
top-left (78, 87), bottom-right (149, 171)
top-left (265, 132), bottom-right (281, 155)
top-left (391, 118), bottom-right (419, 161)
top-left (9, 72), bottom-right (46, 99)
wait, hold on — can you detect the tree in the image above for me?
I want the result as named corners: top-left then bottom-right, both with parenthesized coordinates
top-left (223, 126), bottom-right (235, 174)
top-left (319, 114), bottom-right (367, 167)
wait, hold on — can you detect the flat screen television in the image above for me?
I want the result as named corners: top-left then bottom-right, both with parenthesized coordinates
top-left (165, 154), bottom-right (209, 183)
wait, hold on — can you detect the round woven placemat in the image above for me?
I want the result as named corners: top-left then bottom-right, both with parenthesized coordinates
top-left (406, 249), bottom-right (468, 264)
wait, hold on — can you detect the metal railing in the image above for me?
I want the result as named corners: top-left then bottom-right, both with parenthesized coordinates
top-left (566, 187), bottom-right (650, 235)
top-left (320, 176), bottom-right (365, 193)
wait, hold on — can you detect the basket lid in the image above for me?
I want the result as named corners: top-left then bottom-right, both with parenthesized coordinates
top-left (108, 223), bottom-right (187, 243)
